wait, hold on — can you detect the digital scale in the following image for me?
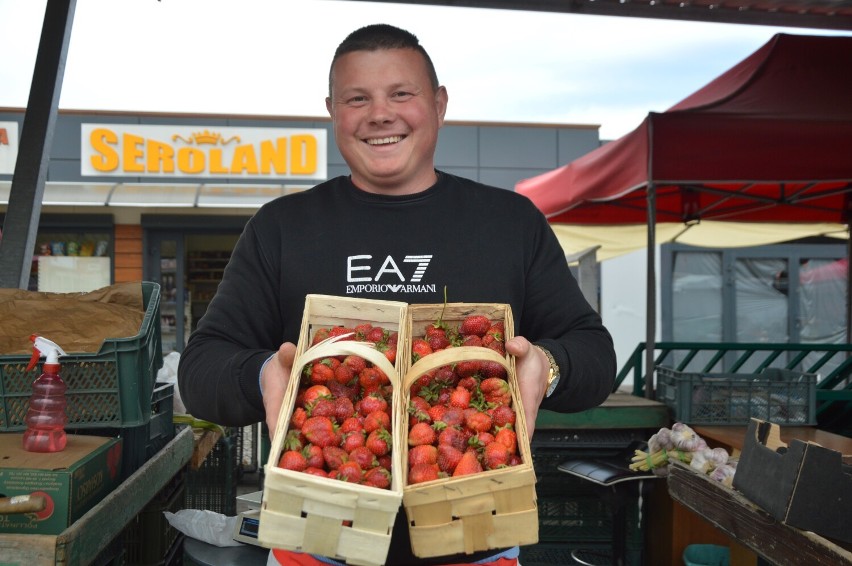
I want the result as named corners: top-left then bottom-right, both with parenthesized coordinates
top-left (233, 490), bottom-right (263, 545)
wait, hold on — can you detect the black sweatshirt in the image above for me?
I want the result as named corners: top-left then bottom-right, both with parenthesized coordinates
top-left (178, 171), bottom-right (616, 565)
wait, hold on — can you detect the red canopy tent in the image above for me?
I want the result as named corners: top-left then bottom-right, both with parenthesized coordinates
top-left (516, 33), bottom-right (852, 396)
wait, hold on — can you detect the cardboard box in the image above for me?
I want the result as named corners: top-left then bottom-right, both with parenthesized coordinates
top-left (0, 434), bottom-right (122, 535)
top-left (732, 418), bottom-right (852, 544)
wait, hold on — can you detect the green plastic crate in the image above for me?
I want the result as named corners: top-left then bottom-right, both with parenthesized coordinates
top-left (656, 365), bottom-right (817, 426)
top-left (0, 281), bottom-right (163, 430)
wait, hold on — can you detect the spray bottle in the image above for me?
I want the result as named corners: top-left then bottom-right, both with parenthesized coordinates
top-left (23, 335), bottom-right (68, 453)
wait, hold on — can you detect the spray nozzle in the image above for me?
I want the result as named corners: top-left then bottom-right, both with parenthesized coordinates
top-left (27, 335), bottom-right (67, 372)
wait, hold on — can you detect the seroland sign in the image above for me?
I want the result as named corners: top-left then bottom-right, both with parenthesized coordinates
top-left (81, 124), bottom-right (327, 180)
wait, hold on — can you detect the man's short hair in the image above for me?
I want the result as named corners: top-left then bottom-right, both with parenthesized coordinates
top-left (329, 24), bottom-right (440, 95)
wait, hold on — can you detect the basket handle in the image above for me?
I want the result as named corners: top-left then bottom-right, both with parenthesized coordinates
top-left (401, 346), bottom-right (511, 392)
top-left (271, 334), bottom-right (399, 443)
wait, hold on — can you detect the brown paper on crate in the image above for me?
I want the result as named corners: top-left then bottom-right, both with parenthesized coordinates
top-left (0, 281), bottom-right (144, 355)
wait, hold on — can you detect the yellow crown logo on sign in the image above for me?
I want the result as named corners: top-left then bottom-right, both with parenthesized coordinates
top-left (172, 130), bottom-right (241, 145)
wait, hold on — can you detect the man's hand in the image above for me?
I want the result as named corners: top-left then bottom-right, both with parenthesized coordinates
top-left (505, 336), bottom-right (549, 440)
top-left (261, 342), bottom-right (297, 438)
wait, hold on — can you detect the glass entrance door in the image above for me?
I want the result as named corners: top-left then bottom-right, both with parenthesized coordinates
top-left (147, 232), bottom-right (188, 354)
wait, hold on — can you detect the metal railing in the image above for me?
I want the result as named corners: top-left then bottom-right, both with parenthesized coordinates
top-left (617, 342), bottom-right (852, 417)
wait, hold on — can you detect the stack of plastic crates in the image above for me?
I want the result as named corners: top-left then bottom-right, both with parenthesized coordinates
top-left (185, 426), bottom-right (240, 516)
top-left (0, 282), bottom-right (173, 482)
top-left (519, 428), bottom-right (647, 566)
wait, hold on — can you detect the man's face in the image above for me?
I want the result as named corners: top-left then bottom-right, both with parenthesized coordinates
top-left (326, 48), bottom-right (448, 195)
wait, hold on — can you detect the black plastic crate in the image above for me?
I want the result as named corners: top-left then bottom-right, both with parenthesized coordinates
top-left (185, 427), bottom-right (239, 516)
top-left (123, 472), bottom-right (186, 565)
top-left (70, 381), bottom-right (176, 482)
top-left (656, 365), bottom-right (816, 425)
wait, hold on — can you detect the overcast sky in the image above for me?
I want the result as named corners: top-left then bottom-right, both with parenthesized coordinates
top-left (1, 0), bottom-right (848, 140)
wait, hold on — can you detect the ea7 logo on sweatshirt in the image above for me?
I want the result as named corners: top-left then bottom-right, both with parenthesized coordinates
top-left (346, 254), bottom-right (437, 294)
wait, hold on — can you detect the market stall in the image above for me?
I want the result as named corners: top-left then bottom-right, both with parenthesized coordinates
top-left (516, 33), bottom-right (852, 396)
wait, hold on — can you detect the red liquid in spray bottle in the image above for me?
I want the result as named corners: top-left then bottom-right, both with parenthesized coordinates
top-left (22, 335), bottom-right (68, 453)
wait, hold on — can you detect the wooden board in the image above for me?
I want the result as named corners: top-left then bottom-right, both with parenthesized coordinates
top-left (667, 460), bottom-right (852, 565)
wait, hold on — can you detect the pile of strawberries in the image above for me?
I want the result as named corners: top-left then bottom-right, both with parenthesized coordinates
top-left (276, 323), bottom-right (397, 490)
top-left (406, 314), bottom-right (522, 485)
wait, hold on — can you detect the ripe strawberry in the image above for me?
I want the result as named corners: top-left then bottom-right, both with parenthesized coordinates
top-left (437, 444), bottom-right (464, 474)
top-left (363, 466), bottom-right (391, 489)
top-left (408, 422), bottom-right (437, 446)
top-left (331, 397), bottom-right (353, 421)
top-left (366, 428), bottom-right (392, 456)
top-left (449, 386), bottom-right (471, 409)
top-left (326, 380), bottom-right (358, 403)
top-left (460, 315), bottom-right (491, 337)
top-left (340, 416), bottom-right (363, 435)
top-left (378, 454), bottom-right (392, 471)
top-left (308, 397), bottom-right (336, 419)
top-left (461, 335), bottom-right (483, 348)
top-left (428, 403), bottom-right (448, 424)
top-left (341, 430), bottom-right (366, 452)
top-left (483, 441), bottom-right (511, 469)
top-left (322, 445), bottom-right (349, 470)
top-left (333, 363), bottom-right (355, 385)
top-left (308, 360), bottom-right (335, 386)
top-left (348, 445), bottom-right (378, 470)
top-left (363, 409), bottom-right (391, 433)
top-left (486, 321), bottom-right (505, 340)
top-left (278, 449), bottom-right (308, 471)
top-left (301, 416), bottom-right (337, 448)
top-left (358, 367), bottom-right (384, 392)
top-left (480, 377), bottom-right (511, 405)
top-left (489, 405), bottom-right (516, 428)
top-left (354, 323), bottom-right (373, 341)
top-left (366, 326), bottom-right (388, 344)
top-left (479, 360), bottom-right (508, 379)
top-left (427, 332), bottom-right (451, 351)
top-left (438, 406), bottom-right (465, 427)
top-left (335, 460), bottom-right (362, 483)
top-left (360, 393), bottom-right (389, 416)
top-left (304, 467), bottom-right (328, 478)
top-left (311, 327), bottom-right (330, 346)
top-left (465, 411), bottom-right (493, 434)
top-left (408, 444), bottom-right (439, 467)
top-left (453, 450), bottom-right (484, 477)
top-left (408, 396), bottom-right (432, 425)
top-left (302, 385), bottom-right (332, 407)
top-left (290, 407), bottom-right (308, 430)
top-left (408, 463), bottom-right (440, 485)
top-left (484, 340), bottom-right (506, 356)
top-left (386, 331), bottom-right (399, 346)
top-left (328, 326), bottom-right (355, 340)
top-left (305, 444), bottom-right (324, 468)
top-left (455, 360), bottom-right (481, 378)
top-left (380, 342), bottom-right (397, 365)
top-left (495, 427), bottom-right (518, 455)
top-left (438, 426), bottom-right (467, 452)
top-left (411, 339), bottom-right (433, 362)
top-left (343, 355), bottom-right (367, 374)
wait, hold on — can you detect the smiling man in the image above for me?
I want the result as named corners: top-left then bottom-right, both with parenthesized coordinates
top-left (178, 24), bottom-right (616, 566)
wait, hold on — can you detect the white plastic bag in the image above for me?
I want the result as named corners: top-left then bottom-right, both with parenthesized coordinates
top-left (164, 509), bottom-right (243, 547)
top-left (157, 351), bottom-right (186, 414)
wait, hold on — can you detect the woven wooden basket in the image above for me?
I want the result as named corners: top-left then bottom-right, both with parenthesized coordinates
top-left (258, 295), bottom-right (408, 566)
top-left (400, 303), bottom-right (539, 558)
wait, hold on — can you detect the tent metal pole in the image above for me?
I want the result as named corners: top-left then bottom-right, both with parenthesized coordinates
top-left (645, 183), bottom-right (657, 399)
top-left (0, 0), bottom-right (77, 289)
